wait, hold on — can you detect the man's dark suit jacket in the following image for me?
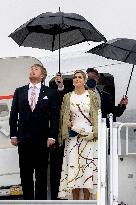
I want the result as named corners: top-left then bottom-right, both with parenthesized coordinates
top-left (99, 89), bottom-right (126, 122)
top-left (9, 84), bottom-right (60, 143)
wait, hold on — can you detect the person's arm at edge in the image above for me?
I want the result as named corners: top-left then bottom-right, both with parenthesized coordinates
top-left (9, 88), bottom-right (19, 146)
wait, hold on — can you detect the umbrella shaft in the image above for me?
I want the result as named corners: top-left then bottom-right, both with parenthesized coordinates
top-left (125, 64), bottom-right (134, 96)
top-left (59, 30), bottom-right (60, 72)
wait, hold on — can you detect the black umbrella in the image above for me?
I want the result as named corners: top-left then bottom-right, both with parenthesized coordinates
top-left (88, 38), bottom-right (136, 95)
top-left (9, 10), bottom-right (106, 72)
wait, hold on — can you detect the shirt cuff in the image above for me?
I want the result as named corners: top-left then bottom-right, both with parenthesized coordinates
top-left (58, 85), bottom-right (64, 91)
top-left (48, 138), bottom-right (55, 141)
top-left (11, 137), bottom-right (17, 138)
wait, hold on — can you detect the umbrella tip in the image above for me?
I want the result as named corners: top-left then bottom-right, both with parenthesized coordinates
top-left (59, 7), bottom-right (61, 12)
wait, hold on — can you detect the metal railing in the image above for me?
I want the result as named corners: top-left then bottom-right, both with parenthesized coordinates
top-left (118, 122), bottom-right (136, 155)
top-left (97, 110), bottom-right (107, 205)
top-left (109, 114), bottom-right (136, 205)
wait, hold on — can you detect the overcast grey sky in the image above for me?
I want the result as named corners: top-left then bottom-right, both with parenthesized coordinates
top-left (0, 0), bottom-right (136, 58)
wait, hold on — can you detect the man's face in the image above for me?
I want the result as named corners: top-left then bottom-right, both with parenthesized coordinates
top-left (87, 71), bottom-right (98, 81)
top-left (29, 65), bottom-right (44, 82)
top-left (86, 71), bottom-right (98, 89)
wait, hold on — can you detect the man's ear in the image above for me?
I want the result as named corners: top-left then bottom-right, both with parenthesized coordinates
top-left (41, 74), bottom-right (44, 80)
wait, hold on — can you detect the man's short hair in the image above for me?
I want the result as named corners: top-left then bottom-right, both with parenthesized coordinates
top-left (86, 67), bottom-right (98, 75)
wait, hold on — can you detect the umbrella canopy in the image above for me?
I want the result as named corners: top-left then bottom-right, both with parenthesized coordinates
top-left (88, 38), bottom-right (136, 65)
top-left (9, 12), bottom-right (106, 51)
top-left (88, 38), bottom-right (136, 95)
top-left (9, 11), bottom-right (106, 72)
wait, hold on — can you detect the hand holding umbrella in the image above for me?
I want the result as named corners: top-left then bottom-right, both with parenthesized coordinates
top-left (120, 95), bottom-right (128, 106)
top-left (55, 72), bottom-right (64, 88)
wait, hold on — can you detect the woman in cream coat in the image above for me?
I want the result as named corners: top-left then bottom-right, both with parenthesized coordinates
top-left (58, 70), bottom-right (99, 200)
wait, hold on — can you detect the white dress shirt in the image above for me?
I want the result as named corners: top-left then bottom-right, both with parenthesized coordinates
top-left (28, 82), bottom-right (41, 106)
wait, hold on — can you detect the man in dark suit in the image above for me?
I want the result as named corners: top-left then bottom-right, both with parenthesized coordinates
top-left (9, 64), bottom-right (59, 200)
top-left (86, 67), bottom-right (128, 154)
top-left (86, 68), bottom-right (128, 122)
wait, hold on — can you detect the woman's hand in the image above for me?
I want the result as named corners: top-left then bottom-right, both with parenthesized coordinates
top-left (67, 120), bottom-right (73, 129)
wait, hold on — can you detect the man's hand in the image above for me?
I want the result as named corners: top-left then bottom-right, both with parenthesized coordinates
top-left (55, 73), bottom-right (64, 89)
top-left (47, 138), bottom-right (56, 147)
top-left (11, 137), bottom-right (18, 146)
top-left (120, 95), bottom-right (128, 106)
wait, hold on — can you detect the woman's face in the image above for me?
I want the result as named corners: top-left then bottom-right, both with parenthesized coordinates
top-left (73, 72), bottom-right (85, 88)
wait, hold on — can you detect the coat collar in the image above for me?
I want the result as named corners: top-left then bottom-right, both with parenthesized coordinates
top-left (29, 82), bottom-right (41, 90)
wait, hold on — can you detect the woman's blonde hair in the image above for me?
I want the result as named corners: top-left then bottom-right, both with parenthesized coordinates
top-left (73, 70), bottom-right (87, 82)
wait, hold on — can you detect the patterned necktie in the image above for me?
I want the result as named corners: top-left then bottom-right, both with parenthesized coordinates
top-left (30, 86), bottom-right (36, 111)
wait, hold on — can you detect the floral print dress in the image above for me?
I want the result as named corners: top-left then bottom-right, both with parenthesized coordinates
top-left (58, 91), bottom-right (98, 199)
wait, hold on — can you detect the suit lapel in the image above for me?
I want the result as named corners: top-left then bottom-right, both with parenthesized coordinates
top-left (37, 85), bottom-right (46, 102)
top-left (96, 87), bottom-right (101, 96)
top-left (34, 85), bottom-right (48, 111)
top-left (22, 85), bottom-right (32, 111)
top-left (23, 85), bottom-right (29, 104)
